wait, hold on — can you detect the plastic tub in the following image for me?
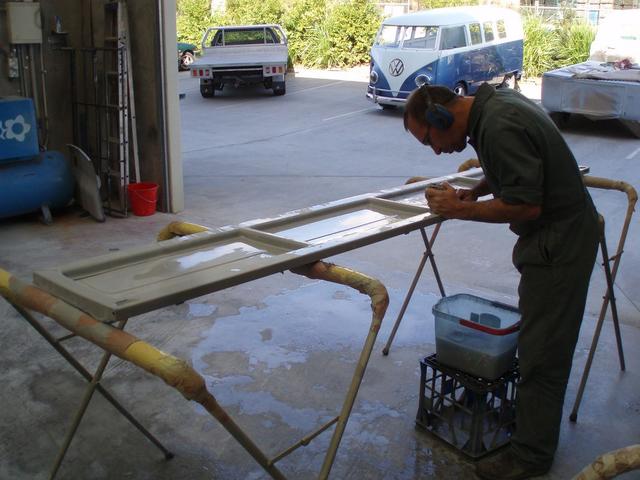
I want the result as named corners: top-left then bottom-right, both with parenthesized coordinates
top-left (433, 294), bottom-right (520, 379)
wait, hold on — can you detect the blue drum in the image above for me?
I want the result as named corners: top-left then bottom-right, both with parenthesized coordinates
top-left (0, 151), bottom-right (74, 221)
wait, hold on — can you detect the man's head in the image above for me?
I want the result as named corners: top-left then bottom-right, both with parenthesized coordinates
top-left (403, 84), bottom-right (471, 155)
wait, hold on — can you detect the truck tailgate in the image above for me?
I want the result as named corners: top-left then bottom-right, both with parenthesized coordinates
top-left (194, 45), bottom-right (288, 68)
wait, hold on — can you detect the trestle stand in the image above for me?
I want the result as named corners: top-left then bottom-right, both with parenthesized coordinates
top-left (382, 223), bottom-right (446, 355)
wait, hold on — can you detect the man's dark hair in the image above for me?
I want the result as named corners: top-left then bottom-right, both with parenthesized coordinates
top-left (403, 85), bottom-right (458, 131)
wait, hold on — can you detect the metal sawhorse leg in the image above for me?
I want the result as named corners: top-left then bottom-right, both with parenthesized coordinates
top-left (1, 251), bottom-right (389, 480)
top-left (382, 223), bottom-right (446, 355)
top-left (570, 176), bottom-right (637, 421)
top-left (6, 302), bottom-right (173, 480)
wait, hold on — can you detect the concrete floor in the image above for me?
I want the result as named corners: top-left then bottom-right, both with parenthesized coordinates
top-left (1, 69), bottom-right (639, 480)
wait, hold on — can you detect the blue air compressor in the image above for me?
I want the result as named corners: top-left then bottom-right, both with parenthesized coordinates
top-left (0, 97), bottom-right (74, 223)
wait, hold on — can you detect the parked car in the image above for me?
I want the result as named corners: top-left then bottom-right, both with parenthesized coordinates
top-left (190, 25), bottom-right (288, 97)
top-left (367, 6), bottom-right (523, 109)
top-left (178, 41), bottom-right (197, 71)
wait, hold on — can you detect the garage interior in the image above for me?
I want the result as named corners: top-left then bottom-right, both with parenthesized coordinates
top-left (1, 1), bottom-right (640, 479)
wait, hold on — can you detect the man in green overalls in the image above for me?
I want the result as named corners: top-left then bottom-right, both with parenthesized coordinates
top-left (403, 83), bottom-right (599, 480)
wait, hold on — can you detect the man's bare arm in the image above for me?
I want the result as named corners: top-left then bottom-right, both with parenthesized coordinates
top-left (427, 184), bottom-right (541, 222)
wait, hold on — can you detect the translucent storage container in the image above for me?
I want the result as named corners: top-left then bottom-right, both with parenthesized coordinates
top-left (433, 294), bottom-right (520, 379)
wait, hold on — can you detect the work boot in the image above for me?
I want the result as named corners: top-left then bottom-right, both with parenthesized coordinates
top-left (476, 450), bottom-right (550, 480)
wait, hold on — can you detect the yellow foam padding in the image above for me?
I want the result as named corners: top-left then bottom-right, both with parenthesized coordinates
top-left (123, 341), bottom-right (205, 400)
top-left (0, 269), bottom-right (12, 294)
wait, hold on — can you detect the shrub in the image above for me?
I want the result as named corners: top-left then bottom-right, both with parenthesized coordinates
top-left (283, 0), bottom-right (329, 65)
top-left (555, 21), bottom-right (595, 67)
top-left (176, 0), bottom-right (216, 46)
top-left (324, 0), bottom-right (381, 68)
top-left (225, 0), bottom-right (285, 25)
top-left (523, 12), bottom-right (596, 78)
top-left (522, 14), bottom-right (560, 78)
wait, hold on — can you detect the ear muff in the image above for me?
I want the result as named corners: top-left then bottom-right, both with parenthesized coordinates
top-left (425, 103), bottom-right (454, 130)
top-left (420, 86), bottom-right (454, 130)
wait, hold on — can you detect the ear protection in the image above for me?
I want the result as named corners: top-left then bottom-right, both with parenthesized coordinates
top-left (419, 85), bottom-right (454, 130)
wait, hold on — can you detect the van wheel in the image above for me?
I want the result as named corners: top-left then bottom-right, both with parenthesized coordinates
top-left (453, 82), bottom-right (467, 96)
top-left (501, 74), bottom-right (521, 92)
top-left (381, 104), bottom-right (397, 110)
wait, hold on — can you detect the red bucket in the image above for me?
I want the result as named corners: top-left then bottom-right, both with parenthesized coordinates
top-left (127, 182), bottom-right (158, 216)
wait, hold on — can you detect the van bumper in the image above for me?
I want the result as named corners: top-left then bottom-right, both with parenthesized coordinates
top-left (366, 86), bottom-right (409, 107)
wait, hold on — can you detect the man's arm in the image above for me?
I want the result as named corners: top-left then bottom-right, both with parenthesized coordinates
top-left (458, 178), bottom-right (491, 201)
top-left (427, 183), bottom-right (541, 223)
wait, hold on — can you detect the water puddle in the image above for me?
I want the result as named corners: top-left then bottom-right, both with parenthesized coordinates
top-left (190, 281), bottom-right (439, 429)
top-left (191, 281), bottom-right (438, 371)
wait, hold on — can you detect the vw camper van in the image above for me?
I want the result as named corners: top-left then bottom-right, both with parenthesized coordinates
top-left (367, 6), bottom-right (523, 108)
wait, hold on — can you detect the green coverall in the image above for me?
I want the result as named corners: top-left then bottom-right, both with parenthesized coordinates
top-left (468, 83), bottom-right (599, 469)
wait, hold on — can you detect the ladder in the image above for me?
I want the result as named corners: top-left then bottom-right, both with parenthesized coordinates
top-left (102, 0), bottom-right (131, 217)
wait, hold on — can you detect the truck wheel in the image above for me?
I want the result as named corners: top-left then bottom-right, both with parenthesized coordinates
top-left (273, 82), bottom-right (286, 96)
top-left (200, 84), bottom-right (215, 98)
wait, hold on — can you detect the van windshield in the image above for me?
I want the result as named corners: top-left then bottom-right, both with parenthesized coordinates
top-left (375, 25), bottom-right (439, 49)
top-left (376, 25), bottom-right (403, 47)
top-left (403, 26), bottom-right (439, 49)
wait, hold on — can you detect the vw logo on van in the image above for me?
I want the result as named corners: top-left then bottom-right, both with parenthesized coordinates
top-left (389, 58), bottom-right (404, 77)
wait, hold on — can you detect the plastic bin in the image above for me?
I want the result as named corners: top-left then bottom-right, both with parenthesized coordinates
top-left (433, 294), bottom-right (520, 379)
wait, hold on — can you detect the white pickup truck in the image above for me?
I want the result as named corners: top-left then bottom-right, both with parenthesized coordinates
top-left (190, 24), bottom-right (288, 97)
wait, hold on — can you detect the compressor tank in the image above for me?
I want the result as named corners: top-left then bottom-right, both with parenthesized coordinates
top-left (0, 151), bottom-right (74, 219)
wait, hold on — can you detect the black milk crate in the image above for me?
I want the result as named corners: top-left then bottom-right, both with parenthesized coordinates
top-left (416, 353), bottom-right (519, 458)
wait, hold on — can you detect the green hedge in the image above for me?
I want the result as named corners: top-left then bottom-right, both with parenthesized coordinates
top-left (523, 14), bottom-right (595, 77)
top-left (283, 0), bottom-right (329, 66)
top-left (225, 0), bottom-right (286, 25)
top-left (324, 0), bottom-right (381, 68)
top-left (176, 0), bottom-right (216, 47)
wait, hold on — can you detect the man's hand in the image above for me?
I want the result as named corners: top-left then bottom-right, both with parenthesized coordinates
top-left (457, 188), bottom-right (479, 202)
top-left (425, 182), bottom-right (467, 219)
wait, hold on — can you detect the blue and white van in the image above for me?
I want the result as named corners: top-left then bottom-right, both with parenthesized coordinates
top-left (367, 6), bottom-right (523, 108)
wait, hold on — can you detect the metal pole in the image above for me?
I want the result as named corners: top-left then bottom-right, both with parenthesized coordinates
top-left (49, 320), bottom-right (127, 479)
top-left (8, 302), bottom-right (173, 461)
top-left (382, 222), bottom-right (445, 355)
top-left (569, 216), bottom-right (625, 422)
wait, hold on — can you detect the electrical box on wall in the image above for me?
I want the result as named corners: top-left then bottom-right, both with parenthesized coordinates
top-left (6, 2), bottom-right (43, 44)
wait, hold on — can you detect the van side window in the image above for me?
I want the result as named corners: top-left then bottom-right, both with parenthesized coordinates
top-left (483, 21), bottom-right (494, 42)
top-left (441, 26), bottom-right (468, 50)
top-left (376, 25), bottom-right (402, 47)
top-left (403, 26), bottom-right (438, 49)
top-left (469, 22), bottom-right (482, 45)
top-left (497, 20), bottom-right (507, 39)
